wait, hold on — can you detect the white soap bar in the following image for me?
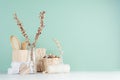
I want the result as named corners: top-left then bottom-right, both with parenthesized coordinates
top-left (46, 64), bottom-right (70, 73)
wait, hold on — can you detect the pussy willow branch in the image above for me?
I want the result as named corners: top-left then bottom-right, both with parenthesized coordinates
top-left (32, 11), bottom-right (45, 47)
top-left (14, 13), bottom-right (30, 45)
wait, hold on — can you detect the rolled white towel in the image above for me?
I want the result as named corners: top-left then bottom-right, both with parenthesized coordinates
top-left (46, 64), bottom-right (70, 73)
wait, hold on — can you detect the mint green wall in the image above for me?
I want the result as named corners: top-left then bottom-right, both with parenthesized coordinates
top-left (0, 0), bottom-right (120, 72)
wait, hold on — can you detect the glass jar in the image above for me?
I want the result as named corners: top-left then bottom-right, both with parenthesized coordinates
top-left (27, 44), bottom-right (36, 73)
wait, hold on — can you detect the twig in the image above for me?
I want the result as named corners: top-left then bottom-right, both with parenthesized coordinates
top-left (53, 38), bottom-right (64, 57)
top-left (32, 11), bottom-right (45, 47)
top-left (14, 13), bottom-right (30, 45)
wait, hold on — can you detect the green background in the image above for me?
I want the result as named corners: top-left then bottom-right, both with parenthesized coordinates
top-left (0, 0), bottom-right (120, 72)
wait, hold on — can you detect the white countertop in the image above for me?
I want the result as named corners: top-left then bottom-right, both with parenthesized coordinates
top-left (0, 72), bottom-right (120, 80)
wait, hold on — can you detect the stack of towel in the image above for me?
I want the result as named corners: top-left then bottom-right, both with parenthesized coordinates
top-left (8, 62), bottom-right (22, 74)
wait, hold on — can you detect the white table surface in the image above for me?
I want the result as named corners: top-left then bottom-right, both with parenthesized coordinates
top-left (0, 72), bottom-right (120, 80)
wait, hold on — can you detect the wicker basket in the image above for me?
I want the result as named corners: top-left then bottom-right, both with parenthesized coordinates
top-left (37, 58), bottom-right (62, 72)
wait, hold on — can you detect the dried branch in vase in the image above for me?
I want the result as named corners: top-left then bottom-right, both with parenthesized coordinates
top-left (14, 11), bottom-right (45, 47)
top-left (32, 11), bottom-right (45, 47)
top-left (14, 13), bottom-right (30, 45)
top-left (14, 11), bottom-right (46, 73)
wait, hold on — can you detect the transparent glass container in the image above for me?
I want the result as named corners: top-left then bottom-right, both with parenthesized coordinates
top-left (27, 44), bottom-right (36, 73)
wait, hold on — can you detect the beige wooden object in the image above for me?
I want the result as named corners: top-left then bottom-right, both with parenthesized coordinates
top-left (21, 41), bottom-right (28, 50)
top-left (12, 50), bottom-right (28, 62)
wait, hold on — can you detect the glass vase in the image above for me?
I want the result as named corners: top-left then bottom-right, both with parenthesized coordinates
top-left (27, 44), bottom-right (36, 73)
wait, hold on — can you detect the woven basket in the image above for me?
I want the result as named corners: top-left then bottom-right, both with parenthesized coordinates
top-left (37, 58), bottom-right (62, 72)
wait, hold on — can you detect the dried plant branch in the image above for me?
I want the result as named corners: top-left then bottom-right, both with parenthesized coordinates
top-left (14, 13), bottom-right (30, 45)
top-left (32, 11), bottom-right (45, 47)
top-left (53, 38), bottom-right (64, 57)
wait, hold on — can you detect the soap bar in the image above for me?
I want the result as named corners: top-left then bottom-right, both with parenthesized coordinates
top-left (45, 64), bottom-right (70, 73)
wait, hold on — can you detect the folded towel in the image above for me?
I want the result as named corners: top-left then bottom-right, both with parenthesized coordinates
top-left (8, 62), bottom-right (30, 74)
top-left (11, 62), bottom-right (22, 68)
top-left (8, 68), bottom-right (19, 74)
top-left (45, 64), bottom-right (70, 73)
